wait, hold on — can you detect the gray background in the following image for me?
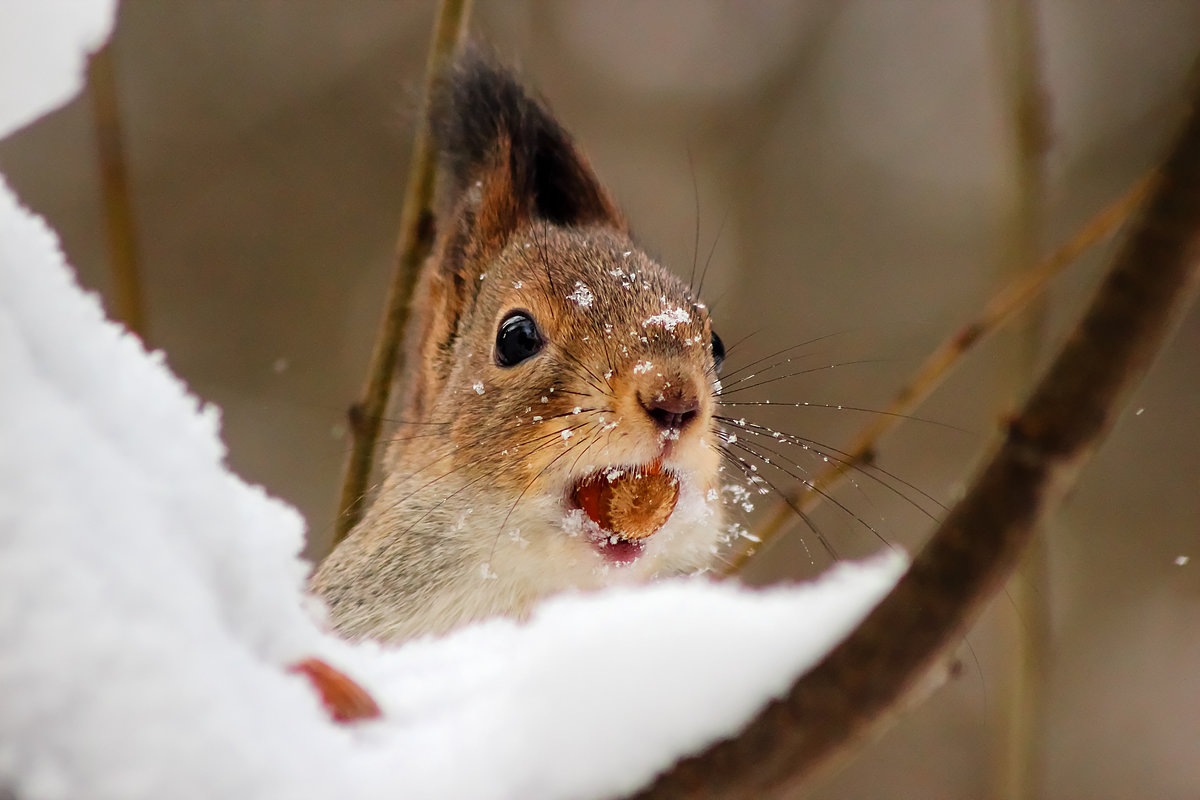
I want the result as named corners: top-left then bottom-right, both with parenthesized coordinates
top-left (2, 2), bottom-right (1198, 797)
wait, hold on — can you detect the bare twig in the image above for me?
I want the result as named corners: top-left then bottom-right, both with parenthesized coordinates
top-left (990, 0), bottom-right (1052, 797)
top-left (88, 43), bottom-right (147, 341)
top-left (726, 173), bottom-right (1154, 575)
top-left (333, 0), bottom-right (473, 547)
top-left (632, 79), bottom-right (1200, 799)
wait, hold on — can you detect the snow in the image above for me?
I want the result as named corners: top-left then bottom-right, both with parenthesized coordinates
top-left (568, 280), bottom-right (595, 307)
top-left (643, 306), bottom-right (691, 331)
top-left (0, 0), bottom-right (117, 139)
top-left (354, 560), bottom-right (905, 799)
top-left (0, 4), bottom-right (908, 799)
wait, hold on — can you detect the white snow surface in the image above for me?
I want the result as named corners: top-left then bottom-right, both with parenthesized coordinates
top-left (0, 0), bottom-right (117, 139)
top-left (0, 4), bottom-right (908, 799)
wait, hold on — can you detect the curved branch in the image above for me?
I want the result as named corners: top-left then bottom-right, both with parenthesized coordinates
top-left (632, 79), bottom-right (1200, 800)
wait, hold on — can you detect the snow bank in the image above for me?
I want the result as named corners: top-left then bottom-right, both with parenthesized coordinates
top-left (0, 1), bottom-right (117, 138)
top-left (0, 3), bottom-right (907, 799)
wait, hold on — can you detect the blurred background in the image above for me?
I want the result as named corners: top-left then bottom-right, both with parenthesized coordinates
top-left (1, 1), bottom-right (1197, 797)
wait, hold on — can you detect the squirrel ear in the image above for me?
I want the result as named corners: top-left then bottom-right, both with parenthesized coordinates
top-left (430, 45), bottom-right (625, 234)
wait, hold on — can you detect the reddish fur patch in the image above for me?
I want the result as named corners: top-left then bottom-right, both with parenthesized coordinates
top-left (289, 657), bottom-right (381, 724)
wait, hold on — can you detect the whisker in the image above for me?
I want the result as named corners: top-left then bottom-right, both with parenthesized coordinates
top-left (716, 400), bottom-right (966, 432)
top-left (716, 446), bottom-right (836, 561)
top-left (382, 425), bottom-right (573, 516)
top-left (695, 206), bottom-right (729, 300)
top-left (361, 416), bottom-right (454, 427)
top-left (727, 438), bottom-right (897, 553)
top-left (381, 410), bottom-right (607, 505)
top-left (715, 332), bottom-right (848, 384)
top-left (728, 430), bottom-right (927, 538)
top-left (595, 323), bottom-right (619, 394)
top-left (377, 405), bottom-right (608, 462)
top-left (716, 415), bottom-right (945, 518)
top-left (490, 419), bottom-right (601, 563)
top-left (716, 329), bottom-right (763, 367)
top-left (390, 468), bottom-right (499, 543)
top-left (718, 359), bottom-right (889, 396)
top-left (687, 146), bottom-right (701, 293)
top-left (566, 421), bottom-right (608, 475)
top-left (533, 221), bottom-right (558, 297)
top-left (557, 345), bottom-right (612, 396)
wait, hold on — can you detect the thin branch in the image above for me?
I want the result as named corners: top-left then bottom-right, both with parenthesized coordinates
top-left (333, 0), bottom-right (473, 547)
top-left (990, 0), bottom-right (1052, 797)
top-left (88, 42), bottom-right (148, 341)
top-left (725, 172), bottom-right (1154, 575)
top-left (631, 77), bottom-right (1200, 799)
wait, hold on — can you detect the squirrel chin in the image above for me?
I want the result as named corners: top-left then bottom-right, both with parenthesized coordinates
top-left (591, 535), bottom-right (646, 567)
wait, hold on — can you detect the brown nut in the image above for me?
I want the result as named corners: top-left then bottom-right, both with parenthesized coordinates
top-left (573, 466), bottom-right (680, 540)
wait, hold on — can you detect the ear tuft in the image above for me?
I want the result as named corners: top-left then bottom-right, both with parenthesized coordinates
top-left (429, 45), bottom-right (623, 231)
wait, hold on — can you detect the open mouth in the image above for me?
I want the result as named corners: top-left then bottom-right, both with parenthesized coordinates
top-left (570, 462), bottom-right (680, 565)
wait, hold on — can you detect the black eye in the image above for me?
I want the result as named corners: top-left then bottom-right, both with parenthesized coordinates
top-left (711, 330), bottom-right (725, 373)
top-left (495, 311), bottom-right (545, 367)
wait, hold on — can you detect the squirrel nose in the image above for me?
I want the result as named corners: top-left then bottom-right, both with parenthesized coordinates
top-left (639, 387), bottom-right (701, 432)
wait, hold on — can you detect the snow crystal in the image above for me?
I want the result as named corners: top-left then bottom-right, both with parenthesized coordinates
top-left (643, 307), bottom-right (691, 331)
top-left (568, 281), bottom-right (594, 307)
top-left (473, 381), bottom-right (485, 395)
top-left (1175, 555), bottom-right (1190, 566)
top-left (633, 360), bottom-right (654, 375)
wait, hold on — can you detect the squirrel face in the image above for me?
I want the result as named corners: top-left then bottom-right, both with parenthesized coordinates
top-left (312, 49), bottom-right (725, 643)
top-left (435, 223), bottom-right (723, 558)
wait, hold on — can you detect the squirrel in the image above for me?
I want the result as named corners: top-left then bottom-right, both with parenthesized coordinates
top-left (311, 48), bottom-right (727, 643)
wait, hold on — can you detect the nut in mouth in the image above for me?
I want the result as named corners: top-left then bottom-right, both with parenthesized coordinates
top-left (571, 462), bottom-right (681, 543)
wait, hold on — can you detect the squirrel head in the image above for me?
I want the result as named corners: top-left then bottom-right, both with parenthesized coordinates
top-left (315, 48), bottom-right (727, 642)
